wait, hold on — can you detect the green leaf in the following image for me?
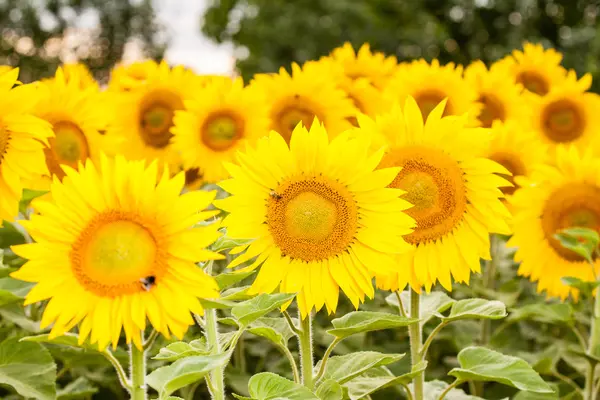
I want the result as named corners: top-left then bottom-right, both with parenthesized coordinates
top-left (231, 293), bottom-right (296, 327)
top-left (327, 311), bottom-right (418, 339)
top-left (344, 361), bottom-right (427, 400)
top-left (387, 291), bottom-right (455, 326)
top-left (315, 351), bottom-right (404, 384)
top-left (449, 347), bottom-right (554, 393)
top-left (146, 353), bottom-right (231, 399)
top-left (561, 276), bottom-right (600, 296)
top-left (0, 222), bottom-right (26, 248)
top-left (153, 339), bottom-right (208, 361)
top-left (315, 379), bottom-right (343, 400)
top-left (0, 276), bottom-right (32, 307)
top-left (423, 380), bottom-right (485, 400)
top-left (247, 317), bottom-right (297, 347)
top-left (554, 227), bottom-right (599, 263)
top-left (19, 189), bottom-right (48, 214)
top-left (22, 333), bottom-right (100, 352)
top-left (57, 377), bottom-right (99, 399)
top-left (216, 271), bottom-right (256, 290)
top-left (247, 372), bottom-right (319, 400)
top-left (0, 337), bottom-right (56, 400)
top-left (439, 298), bottom-right (507, 322)
top-left (210, 231), bottom-right (252, 252)
top-left (0, 303), bottom-right (41, 332)
top-left (513, 389), bottom-right (559, 399)
top-left (508, 303), bottom-right (574, 325)
top-left (199, 298), bottom-right (238, 310)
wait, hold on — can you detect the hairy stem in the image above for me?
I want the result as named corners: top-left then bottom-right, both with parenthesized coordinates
top-left (298, 312), bottom-right (314, 390)
top-left (205, 307), bottom-right (225, 400)
top-left (408, 290), bottom-right (424, 400)
top-left (129, 337), bottom-right (147, 400)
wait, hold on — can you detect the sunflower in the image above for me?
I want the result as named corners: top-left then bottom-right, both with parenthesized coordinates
top-left (31, 67), bottom-right (119, 187)
top-left (172, 77), bottom-right (270, 184)
top-left (494, 42), bottom-right (567, 95)
top-left (215, 121), bottom-right (415, 317)
top-left (529, 71), bottom-right (600, 152)
top-left (108, 60), bottom-right (159, 92)
top-left (384, 59), bottom-right (481, 125)
top-left (360, 98), bottom-right (512, 292)
top-left (0, 68), bottom-right (53, 221)
top-left (11, 155), bottom-right (222, 349)
top-left (46, 63), bottom-right (98, 90)
top-left (249, 63), bottom-right (356, 144)
top-left (484, 121), bottom-right (548, 196)
top-left (106, 61), bottom-right (200, 171)
top-left (464, 60), bottom-right (529, 127)
top-left (326, 42), bottom-right (398, 89)
top-left (508, 146), bottom-right (600, 300)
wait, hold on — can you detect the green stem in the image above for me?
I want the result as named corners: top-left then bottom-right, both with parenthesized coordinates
top-left (438, 380), bottom-right (461, 400)
top-left (408, 290), bottom-right (424, 400)
top-left (420, 321), bottom-right (448, 359)
top-left (278, 344), bottom-right (301, 384)
top-left (395, 291), bottom-right (408, 317)
top-left (399, 382), bottom-right (414, 400)
top-left (480, 235), bottom-right (500, 347)
top-left (205, 307), bottom-right (225, 400)
top-left (104, 349), bottom-right (131, 391)
top-left (586, 260), bottom-right (600, 400)
top-left (143, 329), bottom-right (159, 351)
top-left (298, 312), bottom-right (314, 390)
top-left (314, 337), bottom-right (342, 383)
top-left (129, 341), bottom-right (147, 400)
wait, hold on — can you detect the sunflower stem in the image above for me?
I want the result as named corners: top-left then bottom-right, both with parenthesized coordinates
top-left (586, 260), bottom-right (600, 400)
top-left (298, 311), bottom-right (314, 390)
top-left (408, 290), bottom-right (424, 400)
top-left (205, 307), bottom-right (225, 400)
top-left (129, 340), bottom-right (147, 400)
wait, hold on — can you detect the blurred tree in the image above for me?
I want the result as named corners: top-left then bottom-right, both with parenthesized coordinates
top-left (0, 0), bottom-right (166, 82)
top-left (202, 0), bottom-right (600, 90)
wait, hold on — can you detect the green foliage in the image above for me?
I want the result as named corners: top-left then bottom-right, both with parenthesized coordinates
top-left (439, 298), bottom-right (507, 322)
top-left (241, 372), bottom-right (319, 400)
top-left (147, 353), bottom-right (231, 399)
top-left (231, 293), bottom-right (296, 327)
top-left (201, 0), bottom-right (600, 90)
top-left (554, 227), bottom-right (600, 263)
top-left (387, 291), bottom-right (455, 327)
top-left (327, 311), bottom-right (418, 339)
top-left (449, 347), bottom-right (554, 393)
top-left (314, 351), bottom-right (404, 384)
top-left (0, 337), bottom-right (57, 400)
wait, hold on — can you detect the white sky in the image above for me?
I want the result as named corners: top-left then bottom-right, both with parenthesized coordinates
top-left (154, 0), bottom-right (235, 75)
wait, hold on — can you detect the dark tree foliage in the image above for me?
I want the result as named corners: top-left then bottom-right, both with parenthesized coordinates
top-left (0, 0), bottom-right (166, 82)
top-left (201, 0), bottom-right (600, 90)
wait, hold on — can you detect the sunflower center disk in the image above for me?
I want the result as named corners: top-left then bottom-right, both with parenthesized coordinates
top-left (542, 99), bottom-right (584, 143)
top-left (386, 146), bottom-right (466, 245)
top-left (516, 71), bottom-right (549, 95)
top-left (71, 212), bottom-right (163, 296)
top-left (478, 94), bottom-right (506, 127)
top-left (267, 177), bottom-right (358, 261)
top-left (489, 151), bottom-right (526, 195)
top-left (275, 103), bottom-right (316, 143)
top-left (0, 128), bottom-right (10, 160)
top-left (542, 183), bottom-right (600, 262)
top-left (46, 121), bottom-right (90, 179)
top-left (414, 90), bottom-right (449, 119)
top-left (201, 113), bottom-right (243, 151)
top-left (139, 90), bottom-right (183, 149)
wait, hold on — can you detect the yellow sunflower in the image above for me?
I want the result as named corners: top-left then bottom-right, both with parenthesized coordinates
top-left (384, 59), bottom-right (481, 125)
top-left (464, 60), bottom-right (529, 127)
top-left (108, 60), bottom-right (159, 92)
top-left (327, 42), bottom-right (398, 89)
top-left (484, 120), bottom-right (548, 196)
top-left (106, 61), bottom-right (200, 171)
top-left (172, 77), bottom-right (270, 184)
top-left (0, 68), bottom-right (53, 221)
top-left (43, 63), bottom-right (98, 91)
top-left (508, 146), bottom-right (600, 300)
top-left (215, 121), bottom-right (415, 317)
top-left (494, 42), bottom-right (567, 95)
top-left (528, 71), bottom-right (600, 152)
top-left (360, 98), bottom-right (512, 292)
top-left (31, 67), bottom-right (120, 188)
top-left (11, 155), bottom-right (222, 349)
top-left (249, 63), bottom-right (356, 144)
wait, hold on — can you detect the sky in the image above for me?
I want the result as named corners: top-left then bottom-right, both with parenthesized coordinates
top-left (153, 0), bottom-right (235, 75)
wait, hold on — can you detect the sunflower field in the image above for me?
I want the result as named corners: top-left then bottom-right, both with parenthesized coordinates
top-left (0, 40), bottom-right (599, 400)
